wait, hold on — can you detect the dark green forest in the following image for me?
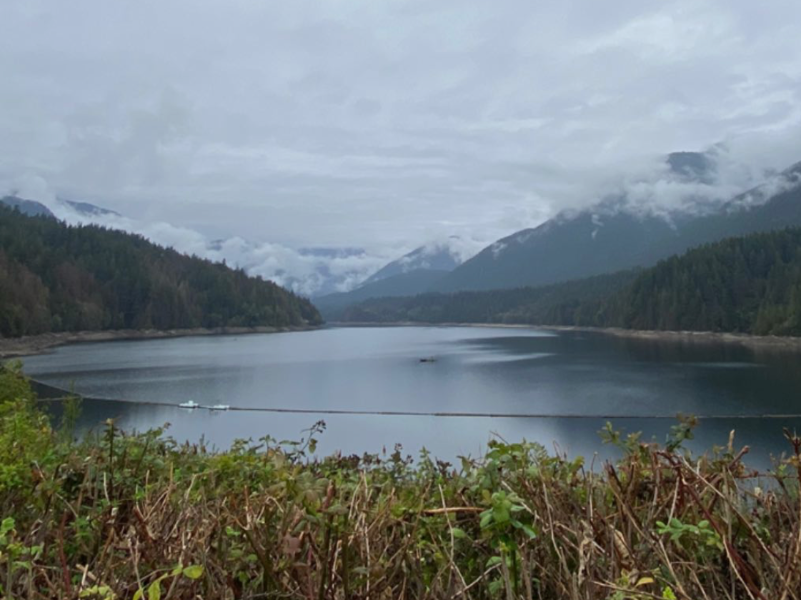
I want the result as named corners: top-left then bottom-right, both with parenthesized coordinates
top-left (341, 270), bottom-right (638, 326)
top-left (342, 228), bottom-right (801, 336)
top-left (0, 205), bottom-right (321, 337)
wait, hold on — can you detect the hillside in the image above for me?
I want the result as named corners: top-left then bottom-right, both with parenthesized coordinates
top-left (315, 269), bottom-right (450, 319)
top-left (341, 270), bottom-right (638, 325)
top-left (614, 227), bottom-right (801, 335)
top-left (433, 209), bottom-right (686, 293)
top-left (432, 159), bottom-right (801, 293)
top-left (342, 227), bottom-right (801, 336)
top-left (0, 205), bottom-right (321, 337)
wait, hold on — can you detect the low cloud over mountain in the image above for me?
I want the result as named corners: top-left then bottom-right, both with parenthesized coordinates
top-left (1, 188), bottom-right (392, 297)
top-left (3, 1), bottom-right (801, 257)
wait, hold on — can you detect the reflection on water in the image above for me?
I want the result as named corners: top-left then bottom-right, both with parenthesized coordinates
top-left (24, 326), bottom-right (801, 467)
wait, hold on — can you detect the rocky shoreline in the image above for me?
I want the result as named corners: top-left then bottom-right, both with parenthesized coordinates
top-left (0, 325), bottom-right (318, 359)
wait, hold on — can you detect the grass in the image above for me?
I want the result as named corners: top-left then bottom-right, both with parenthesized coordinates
top-left (1, 362), bottom-right (800, 599)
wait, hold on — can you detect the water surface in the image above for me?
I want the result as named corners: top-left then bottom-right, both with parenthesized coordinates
top-left (23, 326), bottom-right (801, 466)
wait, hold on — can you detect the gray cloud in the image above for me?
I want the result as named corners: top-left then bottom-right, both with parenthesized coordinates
top-left (1, 0), bottom-right (800, 265)
top-left (38, 201), bottom-right (398, 296)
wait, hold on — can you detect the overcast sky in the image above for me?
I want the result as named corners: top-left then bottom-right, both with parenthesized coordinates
top-left (2, 0), bottom-right (801, 254)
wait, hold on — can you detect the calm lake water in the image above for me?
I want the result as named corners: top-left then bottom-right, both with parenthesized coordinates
top-left (22, 326), bottom-right (801, 467)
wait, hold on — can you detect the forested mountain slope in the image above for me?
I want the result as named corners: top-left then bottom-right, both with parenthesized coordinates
top-left (432, 210), bottom-right (685, 292)
top-left (0, 206), bottom-right (321, 337)
top-left (315, 269), bottom-right (451, 319)
top-left (432, 160), bottom-right (801, 293)
top-left (615, 228), bottom-right (801, 334)
top-left (341, 270), bottom-right (638, 326)
top-left (342, 228), bottom-right (801, 336)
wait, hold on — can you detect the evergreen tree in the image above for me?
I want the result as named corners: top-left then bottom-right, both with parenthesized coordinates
top-left (0, 206), bottom-right (322, 337)
top-left (341, 228), bottom-right (801, 337)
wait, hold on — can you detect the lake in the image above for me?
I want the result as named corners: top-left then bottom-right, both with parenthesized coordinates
top-left (22, 326), bottom-right (801, 467)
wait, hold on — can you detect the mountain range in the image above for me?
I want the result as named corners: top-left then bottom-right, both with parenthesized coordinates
top-left (431, 156), bottom-right (801, 293)
top-left (340, 226), bottom-right (801, 337)
top-left (313, 240), bottom-right (471, 317)
top-left (5, 151), bottom-right (801, 316)
top-left (320, 153), bottom-right (801, 318)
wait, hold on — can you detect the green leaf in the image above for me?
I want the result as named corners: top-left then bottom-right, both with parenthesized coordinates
top-left (79, 585), bottom-right (116, 599)
top-left (133, 588), bottom-right (144, 600)
top-left (489, 579), bottom-right (504, 595)
top-left (493, 506), bottom-right (510, 524)
top-left (0, 518), bottom-right (14, 536)
top-left (183, 565), bottom-right (204, 580)
top-left (148, 581), bottom-right (161, 600)
top-left (520, 524), bottom-right (537, 539)
top-left (486, 556), bottom-right (503, 568)
top-left (451, 527), bottom-right (467, 539)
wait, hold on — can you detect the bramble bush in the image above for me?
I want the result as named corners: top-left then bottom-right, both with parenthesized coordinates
top-left (1, 362), bottom-right (800, 599)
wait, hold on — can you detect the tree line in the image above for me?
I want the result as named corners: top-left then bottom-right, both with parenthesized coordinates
top-left (342, 227), bottom-right (801, 336)
top-left (0, 205), bottom-right (321, 337)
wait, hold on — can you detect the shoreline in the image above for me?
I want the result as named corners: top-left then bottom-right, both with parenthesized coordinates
top-left (330, 321), bottom-right (801, 351)
top-left (0, 325), bottom-right (319, 359)
top-left (5, 321), bottom-right (801, 360)
top-left (539, 324), bottom-right (801, 351)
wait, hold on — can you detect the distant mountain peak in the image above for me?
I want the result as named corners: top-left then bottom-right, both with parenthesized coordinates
top-left (362, 239), bottom-right (469, 285)
top-left (60, 198), bottom-right (121, 217)
top-left (0, 195), bottom-right (55, 218)
top-left (666, 151), bottom-right (718, 184)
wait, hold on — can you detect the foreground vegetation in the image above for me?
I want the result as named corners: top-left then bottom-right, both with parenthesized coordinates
top-left (2, 364), bottom-right (801, 599)
top-left (343, 228), bottom-right (801, 337)
top-left (0, 206), bottom-right (321, 337)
